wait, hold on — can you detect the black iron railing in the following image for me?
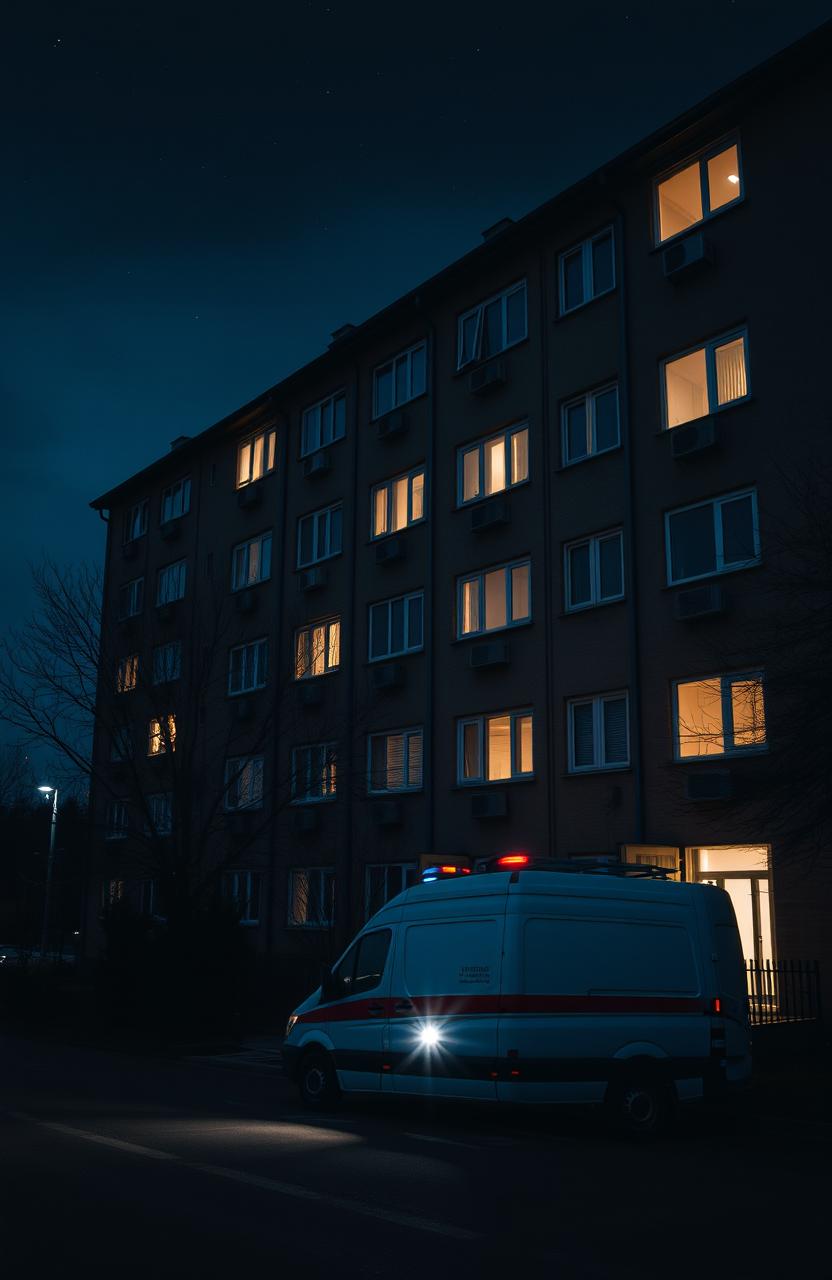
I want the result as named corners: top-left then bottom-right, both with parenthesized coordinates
top-left (745, 959), bottom-right (821, 1026)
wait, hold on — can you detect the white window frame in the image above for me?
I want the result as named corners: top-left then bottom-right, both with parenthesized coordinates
top-left (236, 427), bottom-right (276, 489)
top-left (367, 727), bottom-right (424, 794)
top-left (294, 618), bottom-right (340, 680)
top-left (456, 423), bottom-right (529, 507)
top-left (654, 136), bottom-right (744, 246)
top-left (228, 638), bottom-right (269, 695)
top-left (456, 560), bottom-right (531, 638)
top-left (297, 504), bottom-right (342, 568)
top-left (561, 383), bottom-right (620, 466)
top-left (370, 467), bottom-right (426, 540)
top-left (372, 341), bottom-right (427, 420)
top-left (124, 499), bottom-right (148, 543)
top-left (558, 227), bottom-right (615, 315)
top-left (301, 390), bottom-right (346, 457)
top-left (368, 591), bottom-right (424, 661)
top-left (665, 488), bottom-right (760, 586)
top-left (457, 709), bottom-right (534, 785)
top-left (156, 559), bottom-right (187, 606)
top-left (564, 529), bottom-right (625, 613)
top-left (146, 792), bottom-right (173, 836)
top-left (288, 867), bottom-right (336, 928)
top-left (152, 641), bottom-right (181, 685)
top-left (673, 672), bottom-right (767, 761)
top-left (291, 742), bottom-right (338, 803)
top-left (105, 800), bottom-right (129, 840)
top-left (118, 577), bottom-right (144, 619)
top-left (456, 280), bottom-right (528, 370)
top-left (231, 531), bottom-right (272, 591)
top-left (223, 755), bottom-right (265, 811)
top-left (116, 654), bottom-right (139, 693)
top-left (160, 477), bottom-right (191, 523)
top-left (567, 692), bottom-right (630, 773)
top-left (364, 863), bottom-right (418, 920)
top-left (222, 870), bottom-right (262, 924)
top-left (661, 328), bottom-right (750, 429)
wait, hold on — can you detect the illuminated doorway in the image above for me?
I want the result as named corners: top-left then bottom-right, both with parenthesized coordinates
top-left (689, 845), bottom-right (774, 966)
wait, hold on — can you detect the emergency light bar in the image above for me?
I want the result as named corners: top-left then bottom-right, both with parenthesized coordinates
top-left (420, 865), bottom-right (472, 883)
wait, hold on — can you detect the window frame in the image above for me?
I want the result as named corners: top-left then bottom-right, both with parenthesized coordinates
top-left (228, 637), bottom-right (269, 696)
top-left (152, 641), bottom-right (181, 685)
top-left (294, 618), bottom-right (341, 681)
top-left (147, 714), bottom-right (176, 757)
top-left (661, 328), bottom-right (750, 430)
top-left (236, 427), bottom-right (277, 489)
top-left (160, 477), bottom-right (191, 524)
top-left (146, 791), bottom-right (173, 836)
top-left (561, 383), bottom-right (620, 466)
top-left (672, 671), bottom-right (767, 761)
top-left (370, 467), bottom-right (426, 540)
top-left (118, 577), bottom-right (144, 620)
top-left (456, 423), bottom-right (530, 507)
top-left (558, 226), bottom-right (615, 315)
top-left (123, 499), bottom-right (148, 544)
top-left (367, 727), bottom-right (424, 795)
top-left (296, 503), bottom-right (343, 568)
top-left (116, 653), bottom-right (139, 693)
top-left (372, 341), bottom-right (427, 420)
top-left (301, 389), bottom-right (346, 458)
top-left (457, 709), bottom-right (534, 785)
top-left (456, 279), bottom-right (528, 371)
top-left (231, 531), bottom-right (272, 591)
top-left (223, 869), bottom-right (262, 925)
top-left (368, 590), bottom-right (424, 661)
top-left (456, 559), bottom-right (532, 639)
top-left (567, 692), bottom-right (630, 773)
top-left (223, 755), bottom-right (265, 811)
top-left (291, 742), bottom-right (338, 804)
top-left (564, 529), bottom-right (625, 613)
top-left (653, 135), bottom-right (744, 247)
top-left (105, 800), bottom-right (129, 840)
top-left (288, 866), bottom-right (336, 928)
top-left (156, 559), bottom-right (187, 606)
top-left (665, 488), bottom-right (760, 586)
top-left (364, 863), bottom-right (418, 921)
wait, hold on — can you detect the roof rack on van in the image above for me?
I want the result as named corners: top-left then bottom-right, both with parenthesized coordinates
top-left (478, 854), bottom-right (673, 880)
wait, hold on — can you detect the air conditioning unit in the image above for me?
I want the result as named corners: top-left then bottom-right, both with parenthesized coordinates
top-left (685, 770), bottom-right (733, 801)
top-left (293, 806), bottom-right (320, 834)
top-left (371, 662), bottom-right (404, 691)
top-left (470, 496), bottom-right (510, 532)
top-left (299, 566), bottom-right (327, 592)
top-left (376, 409), bottom-right (407, 441)
top-left (237, 483), bottom-right (262, 509)
top-left (468, 357), bottom-right (506, 396)
top-left (159, 520), bottom-right (181, 542)
top-left (674, 584), bottom-right (725, 621)
top-left (303, 451), bottom-right (330, 479)
top-left (375, 536), bottom-right (405, 565)
top-left (299, 680), bottom-right (324, 707)
top-left (371, 800), bottom-right (401, 826)
top-left (234, 589), bottom-right (257, 614)
top-left (662, 231), bottom-right (712, 280)
top-left (468, 639), bottom-right (510, 669)
top-left (670, 417), bottom-right (718, 458)
top-left (471, 791), bottom-right (508, 819)
top-left (121, 540), bottom-right (137, 561)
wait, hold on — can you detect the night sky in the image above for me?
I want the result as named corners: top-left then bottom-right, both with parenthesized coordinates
top-left (2, 1), bottom-right (829, 685)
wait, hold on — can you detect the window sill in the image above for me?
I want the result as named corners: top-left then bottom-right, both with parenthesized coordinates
top-left (648, 195), bottom-right (747, 255)
top-left (367, 789), bottom-right (423, 798)
top-left (369, 519), bottom-right (426, 546)
top-left (455, 775), bottom-right (535, 789)
top-left (298, 436), bottom-right (345, 464)
top-left (561, 598), bottom-right (625, 619)
top-left (656, 394), bottom-right (754, 436)
top-left (672, 749), bottom-right (768, 765)
top-left (371, 389), bottom-right (427, 423)
top-left (557, 443), bottom-right (622, 473)
top-left (367, 648), bottom-right (424, 665)
top-left (452, 334), bottom-right (529, 377)
top-left (456, 478), bottom-right (529, 512)
top-left (453, 619), bottom-right (533, 644)
top-left (663, 560), bottom-right (763, 591)
top-left (554, 286), bottom-right (616, 323)
top-left (290, 796), bottom-right (338, 806)
top-left (564, 765), bottom-right (631, 777)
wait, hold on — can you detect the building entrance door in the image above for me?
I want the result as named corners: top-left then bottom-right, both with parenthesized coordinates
top-left (689, 845), bottom-right (774, 966)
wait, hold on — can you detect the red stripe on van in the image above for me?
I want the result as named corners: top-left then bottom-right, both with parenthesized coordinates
top-left (296, 993), bottom-right (706, 1023)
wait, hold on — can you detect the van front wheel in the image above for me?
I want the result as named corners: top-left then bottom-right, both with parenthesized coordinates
top-left (607, 1077), bottom-right (671, 1138)
top-left (299, 1051), bottom-right (340, 1109)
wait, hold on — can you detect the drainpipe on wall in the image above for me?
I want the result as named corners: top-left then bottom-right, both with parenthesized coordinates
top-left (423, 311), bottom-right (437, 859)
top-left (538, 249), bottom-right (556, 855)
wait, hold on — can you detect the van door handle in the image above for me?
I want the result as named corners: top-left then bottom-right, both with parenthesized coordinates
top-left (393, 1000), bottom-right (413, 1013)
top-left (366, 1003), bottom-right (385, 1015)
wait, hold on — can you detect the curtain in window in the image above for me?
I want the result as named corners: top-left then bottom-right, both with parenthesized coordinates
top-left (510, 428), bottom-right (529, 484)
top-left (407, 732), bottom-right (423, 789)
top-left (715, 338), bottom-right (746, 406)
top-left (461, 580), bottom-right (479, 634)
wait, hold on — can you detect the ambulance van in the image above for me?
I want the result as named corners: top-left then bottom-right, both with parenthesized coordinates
top-left (282, 857), bottom-right (751, 1134)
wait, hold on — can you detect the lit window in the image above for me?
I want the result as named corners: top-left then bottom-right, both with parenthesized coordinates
top-left (101, 879), bottom-right (125, 909)
top-left (368, 728), bottom-right (423, 793)
top-left (295, 619), bottom-right (340, 679)
top-left (458, 561), bottom-right (531, 637)
top-left (371, 468), bottom-right (426, 538)
top-left (231, 532), bottom-right (272, 590)
top-left (116, 654), bottom-right (139, 693)
top-left (558, 228), bottom-right (615, 314)
top-left (223, 870), bottom-right (262, 924)
top-left (565, 530), bottom-right (624, 612)
top-left (666, 489), bottom-right (759, 585)
top-left (457, 280), bottom-right (528, 370)
top-left (364, 863), bottom-right (418, 920)
top-left (663, 331), bottom-right (749, 428)
top-left (297, 504), bottom-right (342, 567)
top-left (369, 592), bottom-right (424, 660)
top-left (373, 341), bottom-right (427, 419)
top-left (291, 743), bottom-right (338, 802)
top-left (674, 674), bottom-right (766, 759)
top-left (152, 642), bottom-right (181, 684)
top-left (458, 710), bottom-right (533, 783)
top-left (156, 559), bottom-right (187, 605)
top-left (124, 500), bottom-right (148, 543)
top-left (562, 384), bottom-right (620, 465)
top-left (458, 424), bottom-right (528, 505)
top-left (301, 391), bottom-right (346, 457)
top-left (236, 428), bottom-right (276, 489)
top-left (228, 638), bottom-right (268, 695)
top-left (568, 693), bottom-right (629, 772)
top-left (148, 714), bottom-right (176, 756)
top-left (160, 477), bottom-right (191, 523)
top-left (288, 867), bottom-right (335, 927)
top-left (656, 140), bottom-right (742, 244)
top-left (224, 756), bottom-right (264, 810)
top-left (105, 801), bottom-right (129, 840)
top-left (147, 792), bottom-right (173, 835)
top-left (118, 577), bottom-right (144, 619)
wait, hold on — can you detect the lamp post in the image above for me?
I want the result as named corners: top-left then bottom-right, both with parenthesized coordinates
top-left (37, 785), bottom-right (58, 959)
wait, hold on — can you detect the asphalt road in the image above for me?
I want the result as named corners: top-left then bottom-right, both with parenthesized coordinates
top-left (1, 1033), bottom-right (827, 1278)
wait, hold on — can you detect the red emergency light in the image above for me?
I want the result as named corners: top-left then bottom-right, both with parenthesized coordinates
top-left (495, 854), bottom-right (530, 868)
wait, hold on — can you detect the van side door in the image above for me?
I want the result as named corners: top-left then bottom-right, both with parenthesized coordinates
top-left (323, 927), bottom-right (394, 1094)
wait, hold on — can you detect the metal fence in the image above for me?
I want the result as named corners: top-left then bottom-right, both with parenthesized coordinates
top-left (745, 959), bottom-right (821, 1026)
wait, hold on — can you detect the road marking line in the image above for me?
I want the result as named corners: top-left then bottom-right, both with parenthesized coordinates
top-left (402, 1132), bottom-right (480, 1150)
top-left (9, 1115), bottom-right (177, 1160)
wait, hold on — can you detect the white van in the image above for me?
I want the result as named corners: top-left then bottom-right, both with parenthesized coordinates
top-left (282, 858), bottom-right (751, 1133)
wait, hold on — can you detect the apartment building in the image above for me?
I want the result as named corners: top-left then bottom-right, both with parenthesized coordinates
top-left (87, 27), bottom-right (832, 1002)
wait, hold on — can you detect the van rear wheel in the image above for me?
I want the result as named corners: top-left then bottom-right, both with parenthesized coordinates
top-left (607, 1078), bottom-right (671, 1138)
top-left (299, 1050), bottom-right (340, 1109)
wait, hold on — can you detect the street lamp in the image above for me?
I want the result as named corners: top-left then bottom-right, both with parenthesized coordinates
top-left (37, 785), bottom-right (58, 959)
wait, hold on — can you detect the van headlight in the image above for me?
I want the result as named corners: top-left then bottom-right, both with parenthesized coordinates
top-left (285, 1014), bottom-right (299, 1037)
